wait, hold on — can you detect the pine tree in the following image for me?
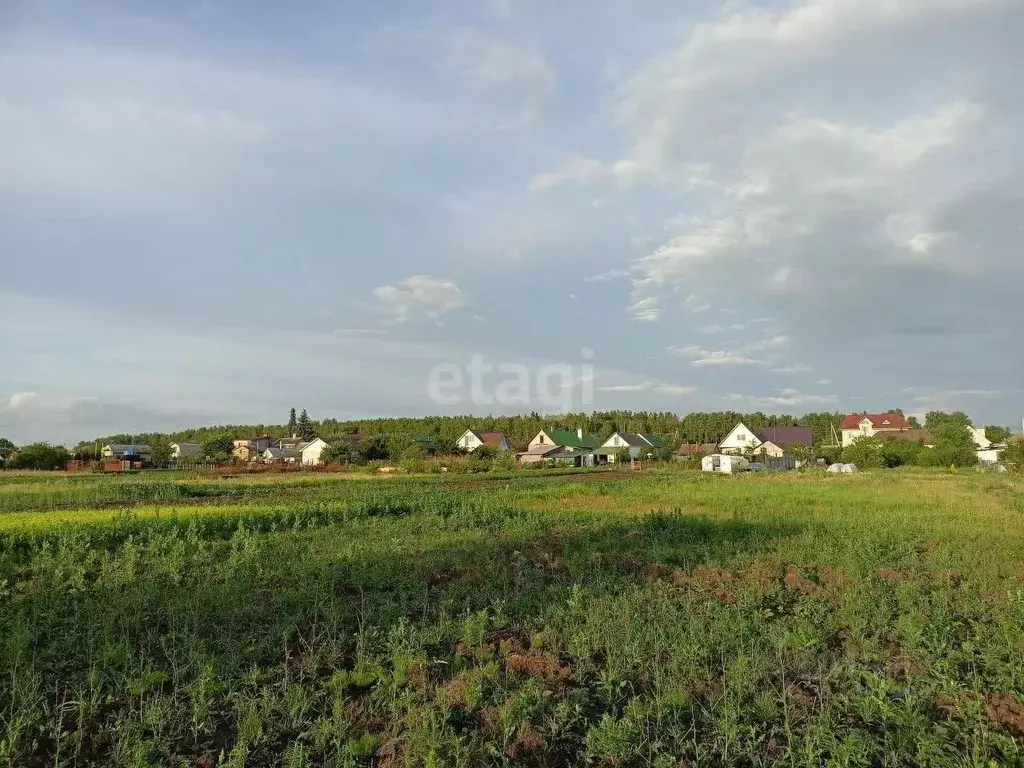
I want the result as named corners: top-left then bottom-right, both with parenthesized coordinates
top-left (298, 409), bottom-right (316, 441)
top-left (287, 408), bottom-right (297, 435)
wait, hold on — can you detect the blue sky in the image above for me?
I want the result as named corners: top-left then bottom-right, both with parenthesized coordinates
top-left (2, 0), bottom-right (1022, 444)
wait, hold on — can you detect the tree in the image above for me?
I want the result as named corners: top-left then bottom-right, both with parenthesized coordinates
top-left (1003, 441), bottom-right (1024, 473)
top-left (359, 436), bottom-right (391, 463)
top-left (908, 416), bottom-right (922, 429)
top-left (8, 442), bottom-right (69, 470)
top-left (925, 411), bottom-right (971, 433)
top-left (928, 422), bottom-right (978, 468)
top-left (287, 408), bottom-right (298, 435)
top-left (0, 438), bottom-right (15, 460)
top-left (202, 437), bottom-right (234, 463)
top-left (985, 426), bottom-right (1011, 444)
top-left (840, 436), bottom-right (883, 469)
top-left (322, 440), bottom-right (359, 465)
top-left (878, 437), bottom-right (925, 468)
top-left (297, 409), bottom-right (316, 441)
top-left (150, 442), bottom-right (172, 465)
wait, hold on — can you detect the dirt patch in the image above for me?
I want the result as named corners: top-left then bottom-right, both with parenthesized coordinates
top-left (933, 691), bottom-right (978, 719)
top-left (507, 724), bottom-right (545, 759)
top-left (374, 736), bottom-right (403, 768)
top-left (784, 566), bottom-right (826, 598)
top-left (646, 563), bottom-right (739, 604)
top-left (876, 569), bottom-right (909, 583)
top-left (985, 693), bottom-right (1024, 737)
top-left (686, 678), bottom-right (725, 701)
top-left (881, 643), bottom-right (926, 682)
top-left (436, 676), bottom-right (471, 708)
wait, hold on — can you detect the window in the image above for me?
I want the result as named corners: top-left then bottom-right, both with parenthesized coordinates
top-left (737, 433), bottom-right (746, 442)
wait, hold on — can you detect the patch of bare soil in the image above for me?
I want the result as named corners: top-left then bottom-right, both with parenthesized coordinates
top-left (506, 724), bottom-right (545, 758)
top-left (985, 693), bottom-right (1024, 737)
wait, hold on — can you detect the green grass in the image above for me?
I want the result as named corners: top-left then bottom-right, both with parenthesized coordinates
top-left (1, 468), bottom-right (1023, 766)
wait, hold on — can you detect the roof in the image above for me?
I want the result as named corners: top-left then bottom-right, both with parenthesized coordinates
top-left (677, 443), bottom-right (719, 456)
top-left (517, 444), bottom-right (563, 457)
top-left (464, 430), bottom-right (507, 446)
top-left (877, 429), bottom-right (935, 444)
top-left (755, 426), bottom-right (813, 448)
top-left (264, 447), bottom-right (301, 459)
top-left (171, 442), bottom-right (202, 448)
top-left (615, 433), bottom-right (653, 448)
top-left (544, 428), bottom-right (599, 450)
top-left (840, 412), bottom-right (911, 430)
top-left (105, 444), bottom-right (152, 453)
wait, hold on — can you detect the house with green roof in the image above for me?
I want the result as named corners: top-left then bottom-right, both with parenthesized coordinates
top-left (595, 432), bottom-right (664, 463)
top-left (520, 427), bottom-right (599, 467)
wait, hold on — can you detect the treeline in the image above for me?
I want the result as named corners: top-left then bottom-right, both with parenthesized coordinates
top-left (72, 410), bottom-right (852, 460)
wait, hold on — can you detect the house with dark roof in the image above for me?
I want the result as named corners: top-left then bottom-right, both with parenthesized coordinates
top-left (456, 430), bottom-right (510, 452)
top-left (753, 426), bottom-right (814, 457)
top-left (840, 412), bottom-right (911, 447)
top-left (101, 443), bottom-right (153, 461)
top-left (596, 432), bottom-right (663, 462)
top-left (719, 423), bottom-right (814, 457)
top-left (676, 443), bottom-right (719, 460)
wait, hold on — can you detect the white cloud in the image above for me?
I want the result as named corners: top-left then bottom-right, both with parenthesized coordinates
top-left (529, 155), bottom-right (605, 191)
top-left (373, 275), bottom-right (469, 324)
top-left (8, 392), bottom-right (38, 409)
top-left (629, 297), bottom-right (661, 322)
top-left (745, 334), bottom-right (791, 352)
top-left (667, 345), bottom-right (767, 367)
top-left (598, 381), bottom-right (695, 396)
top-left (585, 268), bottom-right (631, 283)
top-left (737, 390), bottom-right (840, 407)
top-left (529, 0), bottom-right (1022, 345)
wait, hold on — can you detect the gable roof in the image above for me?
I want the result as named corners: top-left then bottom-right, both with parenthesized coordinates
top-left (755, 426), bottom-right (813, 448)
top-left (840, 412), bottom-right (911, 430)
top-left (517, 444), bottom-right (563, 457)
top-left (719, 422), bottom-right (756, 445)
top-left (478, 431), bottom-right (507, 446)
top-left (545, 428), bottom-right (599, 450)
top-left (105, 444), bottom-right (152, 453)
top-left (612, 433), bottom-right (651, 448)
top-left (264, 447), bottom-right (301, 459)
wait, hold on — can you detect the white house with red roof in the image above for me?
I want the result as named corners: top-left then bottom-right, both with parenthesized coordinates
top-left (456, 430), bottom-right (510, 452)
top-left (840, 412), bottom-right (911, 447)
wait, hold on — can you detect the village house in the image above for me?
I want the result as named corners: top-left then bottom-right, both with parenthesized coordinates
top-left (840, 413), bottom-right (911, 447)
top-left (299, 437), bottom-right (329, 466)
top-left (232, 435), bottom-right (279, 462)
top-left (717, 423), bottom-right (761, 455)
top-left (169, 442), bottom-right (203, 460)
top-left (676, 442), bottom-right (719, 460)
top-left (751, 426), bottom-right (814, 458)
top-left (521, 428), bottom-right (600, 467)
top-left (595, 432), bottom-right (662, 463)
top-left (101, 443), bottom-right (153, 462)
top-left (456, 430), bottom-right (510, 453)
top-left (716, 423), bottom-right (814, 457)
top-left (262, 447), bottom-right (301, 464)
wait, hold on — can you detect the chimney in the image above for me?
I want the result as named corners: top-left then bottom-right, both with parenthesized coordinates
top-left (577, 428), bottom-right (583, 440)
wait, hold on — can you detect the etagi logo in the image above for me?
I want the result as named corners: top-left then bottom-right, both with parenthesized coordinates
top-left (427, 348), bottom-right (595, 411)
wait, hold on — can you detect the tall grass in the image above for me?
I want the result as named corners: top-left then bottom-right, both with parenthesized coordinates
top-left (0, 469), bottom-right (1022, 766)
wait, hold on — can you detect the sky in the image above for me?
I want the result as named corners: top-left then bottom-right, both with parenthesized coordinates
top-left (1, 0), bottom-right (1022, 445)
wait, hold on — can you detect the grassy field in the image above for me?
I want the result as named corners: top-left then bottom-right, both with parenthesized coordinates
top-left (1, 468), bottom-right (1023, 767)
